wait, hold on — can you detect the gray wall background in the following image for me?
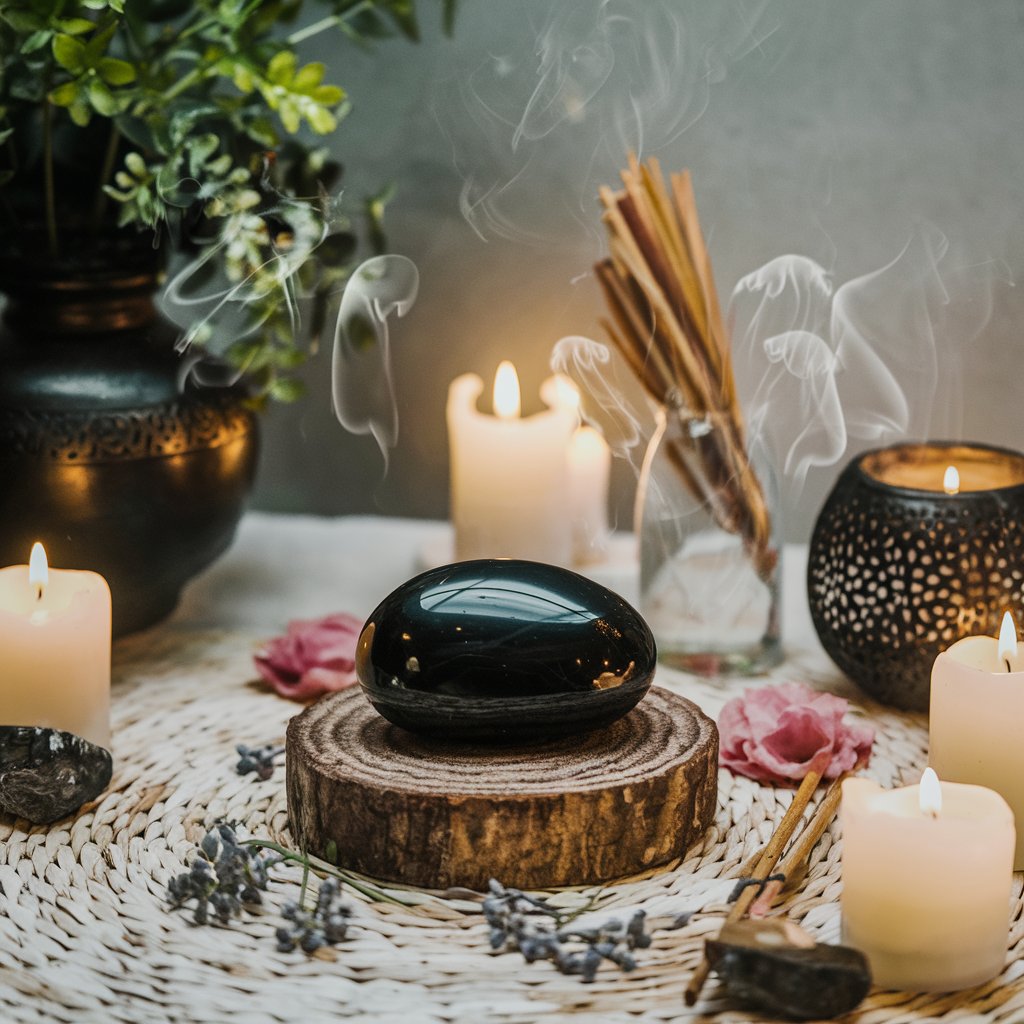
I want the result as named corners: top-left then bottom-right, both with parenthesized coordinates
top-left (249, 0), bottom-right (1024, 541)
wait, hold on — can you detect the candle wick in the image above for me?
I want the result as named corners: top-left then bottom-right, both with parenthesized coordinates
top-left (1006, 657), bottom-right (1013, 673)
top-left (35, 585), bottom-right (43, 602)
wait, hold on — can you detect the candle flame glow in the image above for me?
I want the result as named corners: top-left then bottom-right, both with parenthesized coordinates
top-left (919, 767), bottom-right (942, 817)
top-left (568, 425), bottom-right (607, 464)
top-left (29, 542), bottom-right (48, 598)
top-left (550, 374), bottom-right (581, 410)
top-left (942, 465), bottom-right (960, 495)
top-left (998, 610), bottom-right (1018, 666)
top-left (493, 361), bottom-right (521, 420)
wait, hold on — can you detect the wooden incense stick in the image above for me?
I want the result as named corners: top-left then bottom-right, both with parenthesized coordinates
top-left (683, 757), bottom-right (828, 1007)
top-left (596, 158), bottom-right (776, 581)
top-left (747, 770), bottom-right (851, 919)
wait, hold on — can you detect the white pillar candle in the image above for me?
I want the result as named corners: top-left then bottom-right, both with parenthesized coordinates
top-left (930, 611), bottom-right (1024, 867)
top-left (447, 363), bottom-right (577, 564)
top-left (0, 544), bottom-right (111, 748)
top-left (541, 375), bottom-right (613, 566)
top-left (567, 426), bottom-right (611, 565)
top-left (841, 769), bottom-right (1013, 991)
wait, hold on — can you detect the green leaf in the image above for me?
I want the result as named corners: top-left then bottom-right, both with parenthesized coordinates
top-left (68, 98), bottom-right (93, 127)
top-left (48, 81), bottom-right (81, 107)
top-left (269, 377), bottom-right (305, 402)
top-left (55, 18), bottom-right (97, 35)
top-left (88, 78), bottom-right (118, 116)
top-left (1, 10), bottom-right (44, 33)
top-left (232, 64), bottom-right (255, 93)
top-left (311, 84), bottom-right (343, 105)
top-left (52, 34), bottom-right (87, 73)
top-left (244, 116), bottom-right (278, 147)
top-left (266, 50), bottom-right (295, 86)
top-left (97, 57), bottom-right (135, 85)
top-left (0, 128), bottom-right (12, 146)
top-left (277, 101), bottom-right (300, 134)
top-left (20, 29), bottom-right (52, 53)
top-left (385, 0), bottom-right (419, 41)
top-left (84, 21), bottom-right (117, 62)
top-left (292, 61), bottom-right (324, 92)
top-left (125, 151), bottom-right (148, 177)
top-left (305, 104), bottom-right (335, 134)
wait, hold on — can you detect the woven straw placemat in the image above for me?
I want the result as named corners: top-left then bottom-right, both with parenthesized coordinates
top-left (1, 627), bottom-right (1022, 1024)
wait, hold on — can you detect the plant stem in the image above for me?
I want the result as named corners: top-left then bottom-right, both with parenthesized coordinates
top-left (286, 14), bottom-right (341, 45)
top-left (298, 854), bottom-right (311, 911)
top-left (240, 839), bottom-right (409, 907)
top-left (92, 122), bottom-right (121, 231)
top-left (286, 1), bottom-right (373, 45)
top-left (43, 100), bottom-right (58, 259)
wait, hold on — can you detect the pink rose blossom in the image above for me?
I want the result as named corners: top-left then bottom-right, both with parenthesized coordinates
top-left (718, 681), bottom-right (874, 784)
top-left (255, 613), bottom-right (363, 701)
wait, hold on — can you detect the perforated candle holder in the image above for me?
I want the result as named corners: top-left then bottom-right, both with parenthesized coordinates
top-left (807, 441), bottom-right (1024, 711)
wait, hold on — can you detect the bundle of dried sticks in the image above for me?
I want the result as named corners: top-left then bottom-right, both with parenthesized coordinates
top-left (595, 156), bottom-right (775, 579)
top-left (684, 757), bottom-right (861, 1007)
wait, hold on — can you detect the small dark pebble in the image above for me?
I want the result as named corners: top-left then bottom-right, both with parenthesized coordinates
top-left (0, 726), bottom-right (112, 823)
top-left (706, 920), bottom-right (872, 1021)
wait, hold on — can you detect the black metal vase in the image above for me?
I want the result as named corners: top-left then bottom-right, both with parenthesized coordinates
top-left (0, 249), bottom-right (259, 636)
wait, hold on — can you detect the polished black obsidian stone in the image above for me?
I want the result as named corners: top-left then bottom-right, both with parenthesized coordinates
top-left (356, 559), bottom-right (657, 741)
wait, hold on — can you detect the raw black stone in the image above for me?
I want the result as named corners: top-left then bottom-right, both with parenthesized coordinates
top-left (356, 559), bottom-right (656, 741)
top-left (706, 920), bottom-right (871, 1021)
top-left (0, 727), bottom-right (112, 824)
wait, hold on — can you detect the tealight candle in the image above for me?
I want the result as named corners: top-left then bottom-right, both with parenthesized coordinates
top-left (0, 544), bottom-right (111, 747)
top-left (841, 769), bottom-right (1013, 991)
top-left (447, 363), bottom-right (577, 563)
top-left (930, 611), bottom-right (1024, 868)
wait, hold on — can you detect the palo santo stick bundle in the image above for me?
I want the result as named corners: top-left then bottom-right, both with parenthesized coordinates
top-left (596, 157), bottom-right (775, 579)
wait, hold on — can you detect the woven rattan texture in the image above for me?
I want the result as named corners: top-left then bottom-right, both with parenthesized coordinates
top-left (1, 628), bottom-right (1022, 1024)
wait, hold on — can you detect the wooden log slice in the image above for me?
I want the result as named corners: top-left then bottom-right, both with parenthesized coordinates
top-left (286, 686), bottom-right (718, 891)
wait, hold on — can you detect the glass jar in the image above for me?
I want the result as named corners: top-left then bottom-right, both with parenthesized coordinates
top-left (636, 404), bottom-right (782, 675)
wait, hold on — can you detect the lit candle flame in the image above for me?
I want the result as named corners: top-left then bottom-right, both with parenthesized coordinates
top-left (493, 361), bottom-right (521, 421)
top-left (29, 542), bottom-right (48, 601)
top-left (998, 610), bottom-right (1018, 670)
top-left (919, 767), bottom-right (942, 818)
top-left (943, 465), bottom-right (960, 495)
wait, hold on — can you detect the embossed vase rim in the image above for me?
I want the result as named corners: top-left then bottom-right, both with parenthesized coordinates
top-left (0, 229), bottom-right (164, 338)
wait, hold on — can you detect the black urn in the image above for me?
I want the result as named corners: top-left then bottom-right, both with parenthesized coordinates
top-left (0, 241), bottom-right (258, 636)
top-left (357, 559), bottom-right (657, 741)
top-left (807, 442), bottom-right (1024, 711)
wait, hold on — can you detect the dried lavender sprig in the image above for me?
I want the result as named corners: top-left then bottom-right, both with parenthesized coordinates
top-left (235, 743), bottom-right (285, 781)
top-left (483, 879), bottom-right (655, 984)
top-left (276, 878), bottom-right (354, 954)
top-left (167, 823), bottom-right (283, 926)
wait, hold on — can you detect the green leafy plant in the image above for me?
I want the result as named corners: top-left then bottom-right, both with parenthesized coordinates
top-left (0, 0), bottom-right (454, 402)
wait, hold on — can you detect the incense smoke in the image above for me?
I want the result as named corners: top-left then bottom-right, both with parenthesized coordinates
top-left (435, 0), bottom-right (772, 246)
top-left (331, 255), bottom-right (420, 464)
top-left (730, 226), bottom-right (1007, 491)
top-left (160, 165), bottom-right (419, 467)
top-left (552, 227), bottom-right (1007, 502)
top-left (164, 189), bottom-right (339, 388)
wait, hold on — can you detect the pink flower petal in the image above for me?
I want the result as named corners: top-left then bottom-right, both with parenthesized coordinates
top-left (255, 612), bottom-right (364, 703)
top-left (718, 681), bottom-right (874, 785)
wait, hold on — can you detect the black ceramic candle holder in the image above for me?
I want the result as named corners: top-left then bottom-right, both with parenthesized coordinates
top-left (807, 441), bottom-right (1024, 711)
